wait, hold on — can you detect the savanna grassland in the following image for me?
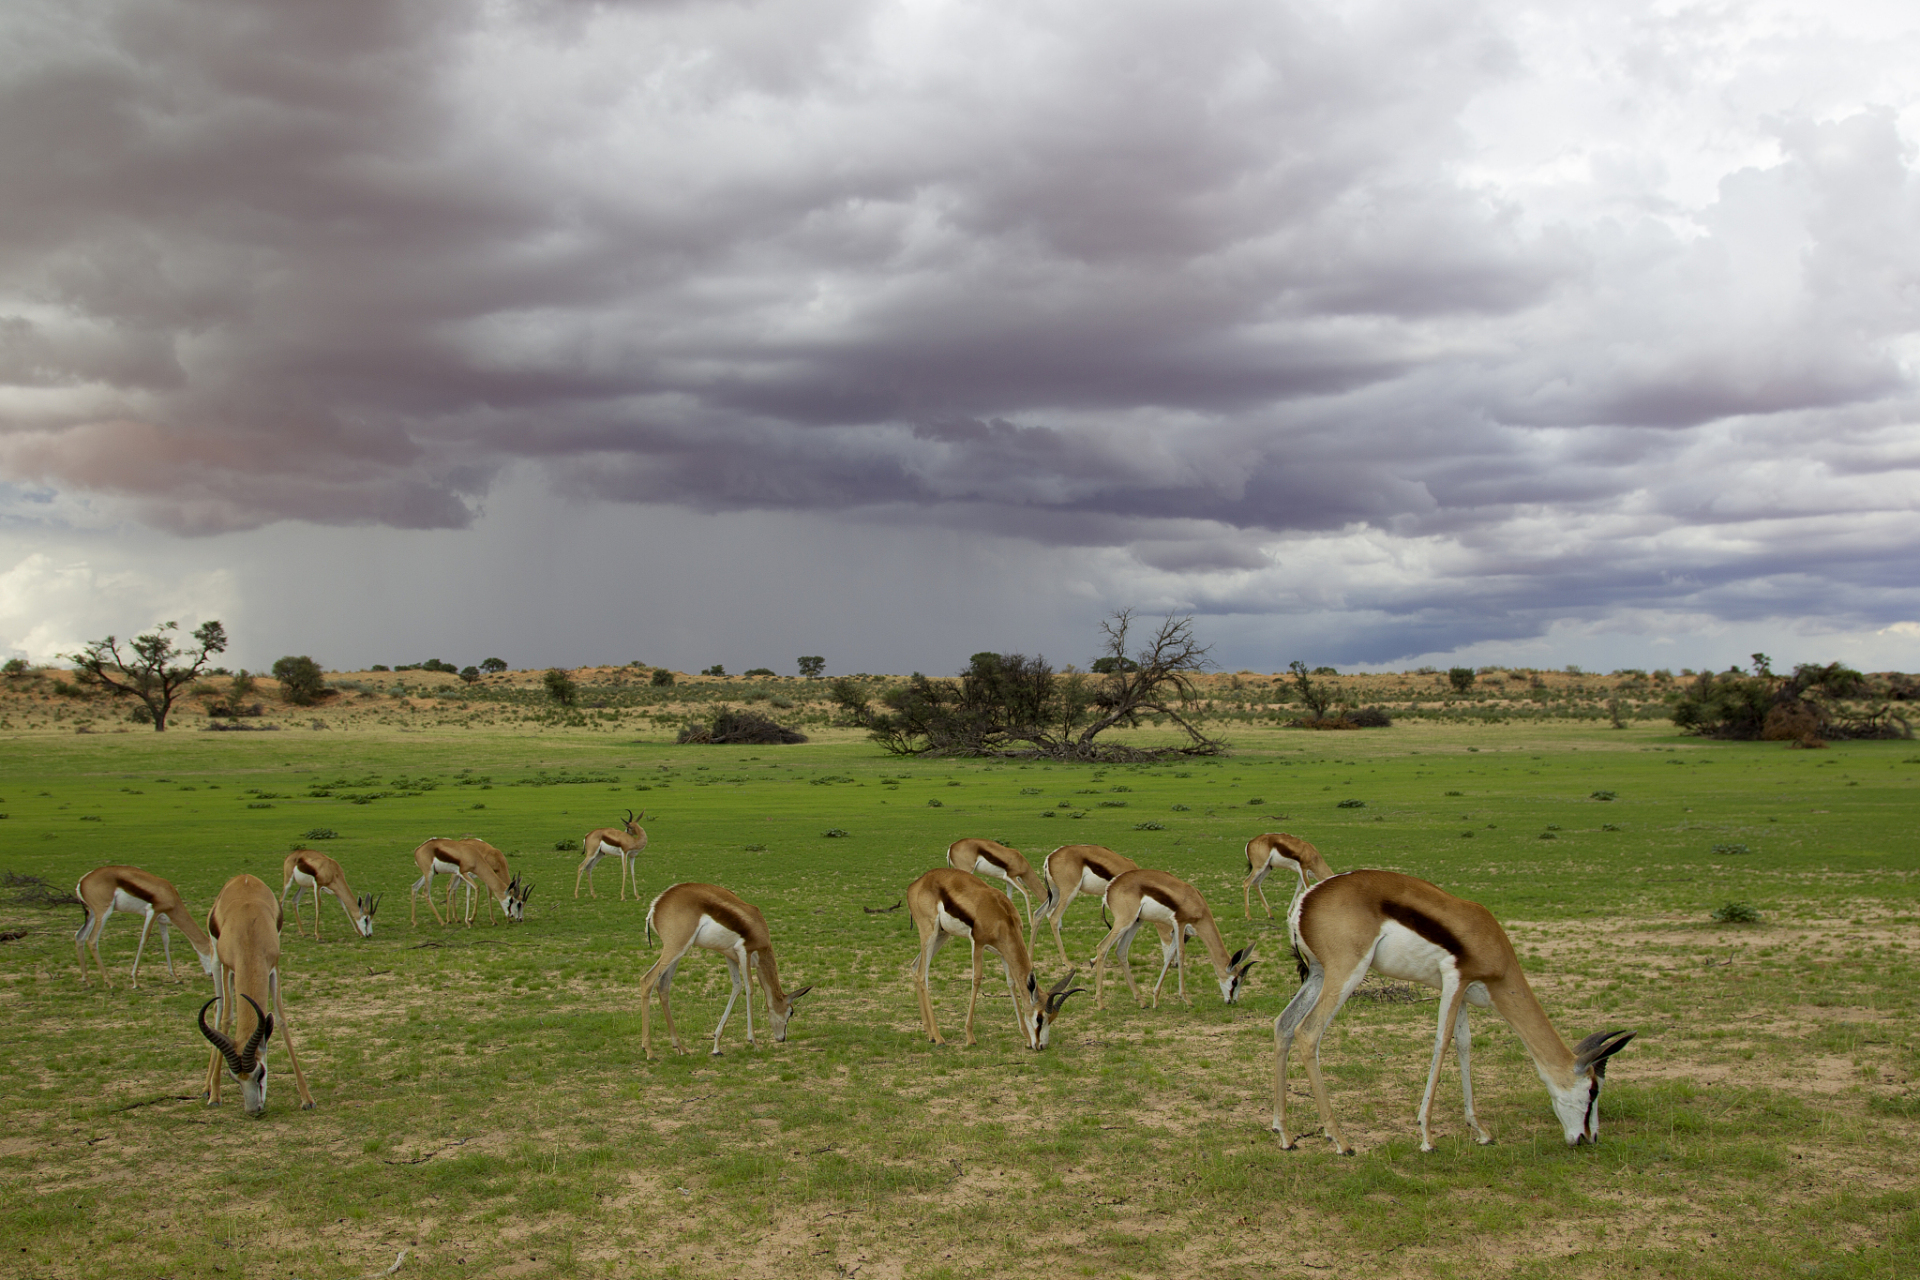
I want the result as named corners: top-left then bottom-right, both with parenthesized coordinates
top-left (1, 706), bottom-right (1917, 1280)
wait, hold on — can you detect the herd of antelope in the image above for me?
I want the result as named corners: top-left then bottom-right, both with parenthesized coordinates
top-left (73, 806), bottom-right (1632, 1151)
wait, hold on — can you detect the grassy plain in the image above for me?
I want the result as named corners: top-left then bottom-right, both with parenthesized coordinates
top-left (1, 717), bottom-right (1917, 1280)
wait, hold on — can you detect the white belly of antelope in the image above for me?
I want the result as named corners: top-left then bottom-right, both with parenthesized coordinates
top-left (110, 889), bottom-right (151, 914)
top-left (292, 869), bottom-right (318, 891)
top-left (690, 915), bottom-right (745, 950)
top-left (432, 858), bottom-right (464, 877)
top-left (1136, 896), bottom-right (1180, 929)
top-left (1369, 920), bottom-right (1456, 989)
top-left (1078, 870), bottom-right (1113, 895)
top-left (934, 904), bottom-right (973, 938)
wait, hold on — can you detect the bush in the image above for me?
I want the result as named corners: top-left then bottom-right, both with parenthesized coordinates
top-left (2, 657), bottom-right (27, 676)
top-left (650, 668), bottom-right (676, 687)
top-left (1448, 667), bottom-right (1475, 693)
top-left (1712, 902), bottom-right (1761, 923)
top-left (677, 709), bottom-right (807, 745)
top-left (459, 666), bottom-right (481, 683)
top-left (272, 655), bottom-right (327, 705)
top-left (543, 669), bottom-right (579, 706)
top-left (479, 657), bottom-right (508, 674)
top-left (702, 664), bottom-right (727, 677)
top-left (797, 655), bottom-right (825, 678)
top-left (1336, 798), bottom-right (1366, 809)
top-left (743, 667), bottom-right (776, 678)
top-left (1711, 843), bottom-right (1750, 856)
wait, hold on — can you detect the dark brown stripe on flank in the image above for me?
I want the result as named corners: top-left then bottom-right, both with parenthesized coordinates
top-left (1084, 855), bottom-right (1128, 882)
top-left (976, 849), bottom-right (1010, 872)
top-left (1382, 901), bottom-right (1464, 956)
top-left (1141, 887), bottom-right (1180, 916)
top-left (938, 894), bottom-right (977, 930)
top-left (295, 857), bottom-right (319, 878)
top-left (121, 881), bottom-right (157, 905)
top-left (699, 899), bottom-right (757, 942)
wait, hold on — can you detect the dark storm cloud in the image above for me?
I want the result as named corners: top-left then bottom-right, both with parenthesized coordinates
top-left (2, 0), bottom-right (1918, 663)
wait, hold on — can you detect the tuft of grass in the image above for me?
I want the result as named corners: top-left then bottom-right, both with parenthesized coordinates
top-left (1712, 901), bottom-right (1762, 923)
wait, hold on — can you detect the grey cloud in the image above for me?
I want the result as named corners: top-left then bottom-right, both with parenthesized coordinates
top-left (1, 0), bottom-right (1917, 662)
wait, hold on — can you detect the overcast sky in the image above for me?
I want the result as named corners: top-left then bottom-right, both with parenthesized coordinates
top-left (3, 0), bottom-right (1919, 677)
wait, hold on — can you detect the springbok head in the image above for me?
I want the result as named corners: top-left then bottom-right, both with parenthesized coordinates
top-left (1026, 970), bottom-right (1087, 1049)
top-left (1219, 941), bottom-right (1259, 1004)
top-left (624, 808), bottom-right (645, 835)
top-left (505, 873), bottom-right (534, 922)
top-left (198, 994), bottom-right (273, 1115)
top-left (1549, 1029), bottom-right (1636, 1145)
top-left (769, 983), bottom-right (814, 1042)
top-left (354, 891), bottom-right (380, 938)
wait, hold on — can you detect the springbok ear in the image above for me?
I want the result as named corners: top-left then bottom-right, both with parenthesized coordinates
top-left (1573, 1029), bottom-right (1636, 1071)
top-left (1230, 941), bottom-right (1258, 968)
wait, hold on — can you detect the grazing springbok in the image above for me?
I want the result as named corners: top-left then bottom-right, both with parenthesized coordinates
top-left (409, 837), bottom-right (531, 926)
top-left (1032, 844), bottom-right (1172, 968)
top-left (945, 838), bottom-right (1046, 924)
top-left (1273, 869), bottom-right (1635, 1153)
top-left (280, 849), bottom-right (378, 940)
top-left (75, 866), bottom-right (217, 989)
top-left (907, 867), bottom-right (1083, 1050)
top-left (1243, 831), bottom-right (1334, 921)
top-left (1091, 868), bottom-right (1256, 1009)
top-left (638, 883), bottom-right (812, 1058)
top-left (198, 873), bottom-right (314, 1113)
top-left (576, 809), bottom-right (648, 900)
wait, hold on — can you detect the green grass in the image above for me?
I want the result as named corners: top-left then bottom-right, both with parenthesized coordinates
top-left (1, 719), bottom-right (1917, 1278)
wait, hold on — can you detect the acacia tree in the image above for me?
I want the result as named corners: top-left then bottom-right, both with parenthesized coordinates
top-left (70, 620), bottom-right (228, 731)
top-left (831, 610), bottom-right (1221, 759)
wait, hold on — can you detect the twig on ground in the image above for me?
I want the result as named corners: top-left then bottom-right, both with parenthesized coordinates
top-left (863, 900), bottom-right (902, 914)
top-left (382, 1138), bottom-right (471, 1166)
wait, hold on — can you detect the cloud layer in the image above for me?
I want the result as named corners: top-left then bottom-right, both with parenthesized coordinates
top-left (2, 0), bottom-right (1918, 669)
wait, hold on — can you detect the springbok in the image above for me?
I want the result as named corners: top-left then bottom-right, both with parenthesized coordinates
top-left (1273, 869), bottom-right (1635, 1153)
top-left (638, 882), bottom-right (812, 1058)
top-left (75, 866), bottom-right (217, 989)
top-left (907, 867), bottom-right (1083, 1050)
top-left (576, 809), bottom-right (648, 900)
top-left (198, 873), bottom-right (314, 1113)
top-left (1090, 868), bottom-right (1256, 1008)
top-left (280, 849), bottom-right (378, 940)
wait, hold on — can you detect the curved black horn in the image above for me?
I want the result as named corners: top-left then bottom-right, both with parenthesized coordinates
top-left (1574, 1029), bottom-right (1636, 1070)
top-left (197, 998), bottom-right (245, 1074)
top-left (624, 808), bottom-right (635, 824)
top-left (1048, 987), bottom-right (1089, 1014)
top-left (1047, 969), bottom-right (1079, 999)
top-left (236, 995), bottom-right (273, 1072)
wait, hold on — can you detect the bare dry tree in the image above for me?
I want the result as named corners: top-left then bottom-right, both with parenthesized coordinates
top-left (1069, 610), bottom-right (1222, 758)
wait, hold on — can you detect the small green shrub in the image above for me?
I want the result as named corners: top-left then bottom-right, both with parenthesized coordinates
top-left (650, 668), bottom-right (676, 688)
top-left (1711, 843), bottom-right (1751, 856)
top-left (822, 828), bottom-right (849, 838)
top-left (1590, 789), bottom-right (1617, 801)
top-left (1711, 902), bottom-right (1762, 923)
top-left (743, 843), bottom-right (767, 852)
top-left (1133, 821), bottom-right (1166, 831)
top-left (1336, 798), bottom-right (1366, 808)
top-left (926, 799), bottom-right (942, 807)
top-left (300, 827), bottom-right (341, 841)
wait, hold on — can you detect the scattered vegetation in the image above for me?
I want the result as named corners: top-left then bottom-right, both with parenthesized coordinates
top-left (67, 619), bottom-right (228, 731)
top-left (1711, 901), bottom-right (1762, 923)
top-left (831, 611), bottom-right (1223, 760)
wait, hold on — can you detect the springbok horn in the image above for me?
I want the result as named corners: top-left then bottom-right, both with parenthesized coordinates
top-left (625, 808), bottom-right (634, 824)
top-left (1047, 969), bottom-right (1079, 999)
top-left (1573, 1029), bottom-right (1636, 1071)
top-left (1048, 986), bottom-right (1089, 1014)
top-left (198, 998), bottom-right (245, 1075)
top-left (236, 995), bottom-right (273, 1072)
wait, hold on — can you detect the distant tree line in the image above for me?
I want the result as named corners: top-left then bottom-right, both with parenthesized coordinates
top-left (1672, 654), bottom-right (1910, 741)
top-left (829, 611), bottom-right (1223, 760)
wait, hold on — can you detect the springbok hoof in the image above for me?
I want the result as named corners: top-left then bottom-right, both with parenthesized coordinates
top-left (301, 1101), bottom-right (315, 1111)
top-left (710, 1049), bottom-right (723, 1057)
